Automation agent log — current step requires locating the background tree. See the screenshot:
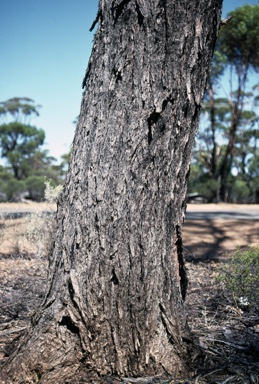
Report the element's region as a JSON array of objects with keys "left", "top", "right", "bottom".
[
  {"left": 0, "top": 0, "right": 222, "bottom": 382},
  {"left": 0, "top": 98, "right": 65, "bottom": 200},
  {"left": 0, "top": 97, "right": 41, "bottom": 123},
  {"left": 0, "top": 98, "right": 45, "bottom": 179},
  {"left": 0, "top": 122, "right": 45, "bottom": 179},
  {"left": 189, "top": 4, "right": 259, "bottom": 202}
]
